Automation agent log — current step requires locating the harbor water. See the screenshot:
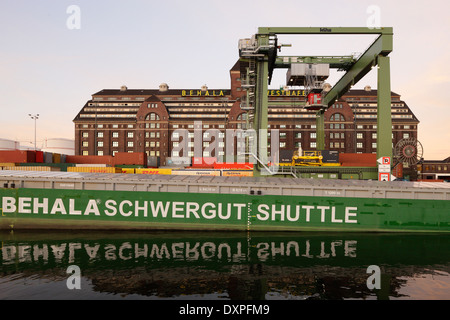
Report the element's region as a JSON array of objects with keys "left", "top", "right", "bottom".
[{"left": 1, "top": 231, "right": 449, "bottom": 300}]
